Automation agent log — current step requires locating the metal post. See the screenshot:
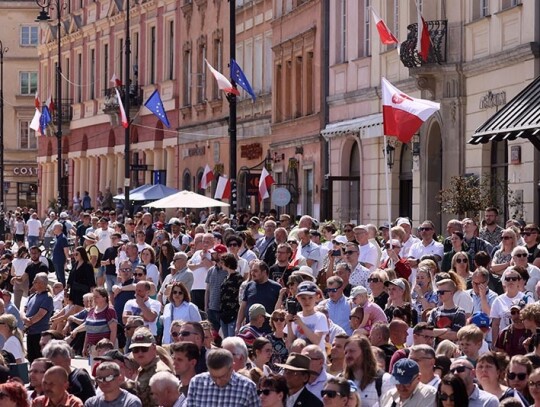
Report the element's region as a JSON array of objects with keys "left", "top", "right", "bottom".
[
  {"left": 56, "top": 3, "right": 62, "bottom": 211},
  {"left": 228, "top": 0, "right": 237, "bottom": 213},
  {"left": 124, "top": 3, "right": 131, "bottom": 216},
  {"left": 0, "top": 41, "right": 6, "bottom": 213}
]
